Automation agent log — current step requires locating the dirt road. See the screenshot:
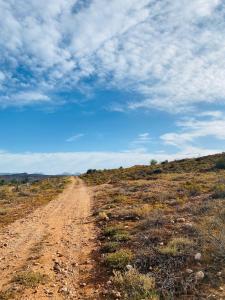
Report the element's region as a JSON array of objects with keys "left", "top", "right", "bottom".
[{"left": 0, "top": 177, "right": 98, "bottom": 299}]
